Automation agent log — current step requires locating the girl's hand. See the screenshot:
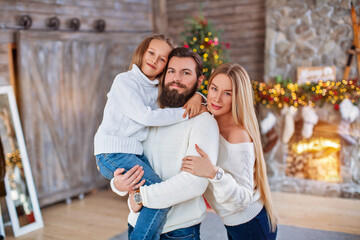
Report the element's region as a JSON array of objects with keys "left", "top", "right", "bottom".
[
  {"left": 181, "top": 144, "right": 217, "bottom": 179},
  {"left": 113, "top": 165, "right": 146, "bottom": 192},
  {"left": 129, "top": 191, "right": 142, "bottom": 213},
  {"left": 183, "top": 93, "right": 203, "bottom": 119}
]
